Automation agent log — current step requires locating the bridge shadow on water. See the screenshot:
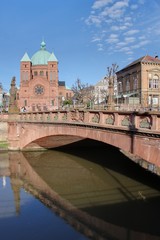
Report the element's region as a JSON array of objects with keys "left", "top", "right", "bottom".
[{"left": 51, "top": 139, "right": 160, "bottom": 238}]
